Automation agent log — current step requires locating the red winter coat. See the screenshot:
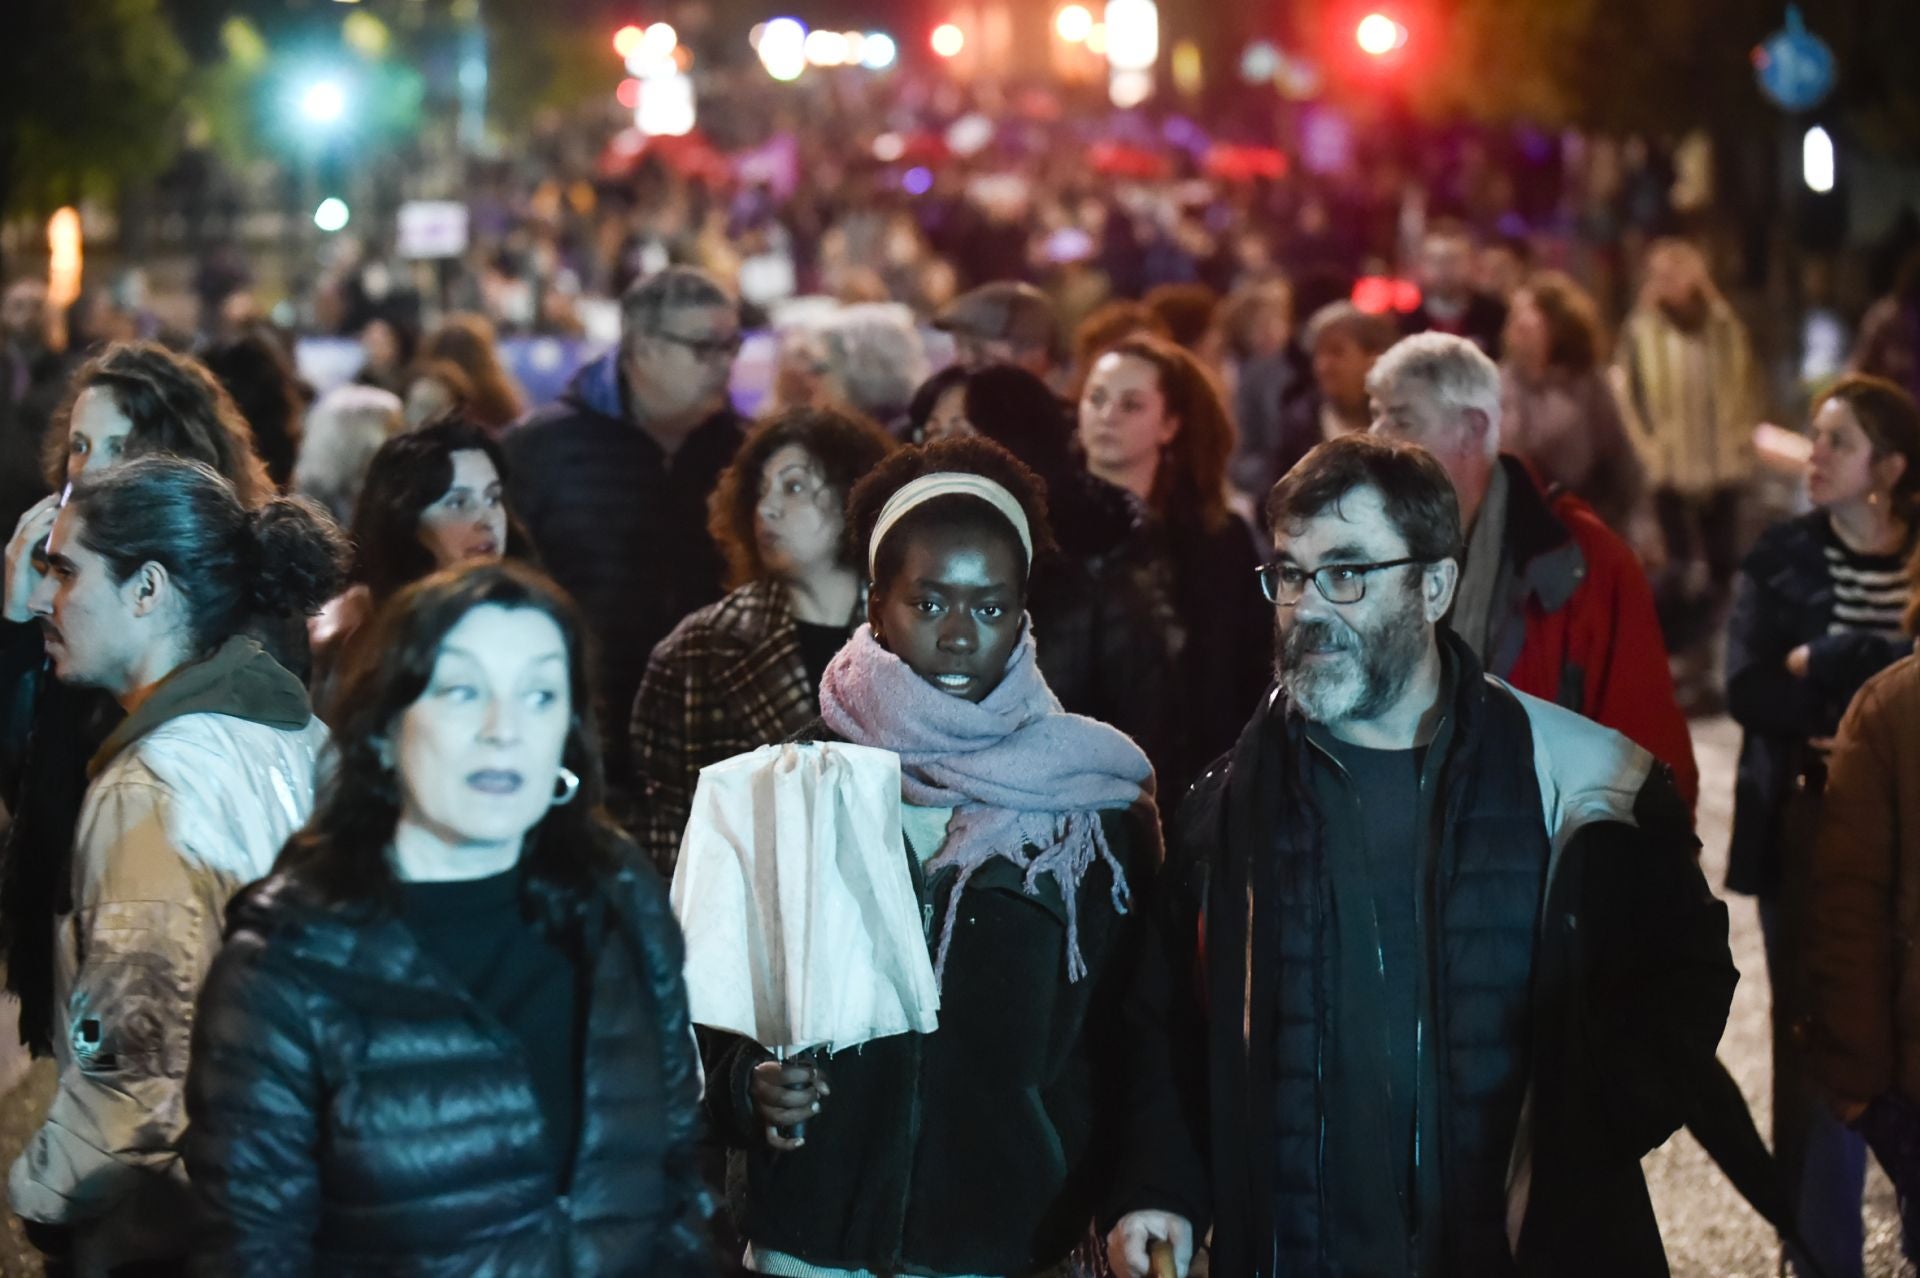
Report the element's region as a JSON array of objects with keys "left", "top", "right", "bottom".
[{"left": 1488, "top": 455, "right": 1699, "bottom": 813}]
